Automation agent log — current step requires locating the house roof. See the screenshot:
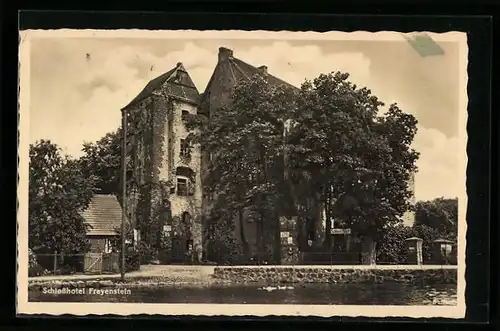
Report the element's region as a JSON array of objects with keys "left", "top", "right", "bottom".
[
  {"left": 81, "top": 194, "right": 124, "bottom": 236},
  {"left": 122, "top": 62, "right": 200, "bottom": 110},
  {"left": 405, "top": 236, "right": 423, "bottom": 241},
  {"left": 228, "top": 57, "right": 297, "bottom": 91},
  {"left": 199, "top": 47, "right": 298, "bottom": 115}
]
